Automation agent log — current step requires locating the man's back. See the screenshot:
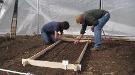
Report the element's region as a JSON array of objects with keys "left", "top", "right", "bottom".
[
  {"left": 83, "top": 9, "right": 108, "bottom": 19},
  {"left": 41, "top": 21, "right": 59, "bottom": 33},
  {"left": 82, "top": 9, "right": 108, "bottom": 25}
]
